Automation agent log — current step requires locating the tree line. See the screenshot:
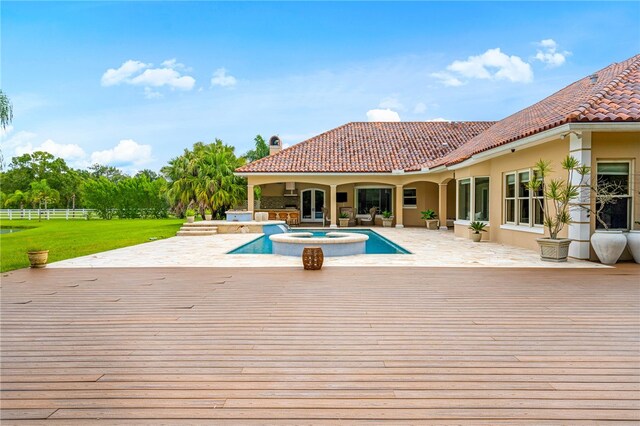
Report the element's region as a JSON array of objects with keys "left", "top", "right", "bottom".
[{"left": 0, "top": 135, "right": 270, "bottom": 220}]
